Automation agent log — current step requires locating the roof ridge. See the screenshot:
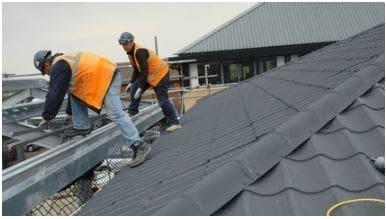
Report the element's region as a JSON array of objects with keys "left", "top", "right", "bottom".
[
  {"left": 175, "top": 3, "right": 263, "bottom": 54},
  {"left": 244, "top": 182, "right": 385, "bottom": 197},
  {"left": 153, "top": 54, "right": 385, "bottom": 215},
  {"left": 318, "top": 125, "right": 384, "bottom": 135},
  {"left": 285, "top": 151, "right": 368, "bottom": 162}
]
